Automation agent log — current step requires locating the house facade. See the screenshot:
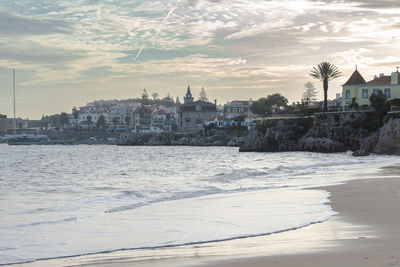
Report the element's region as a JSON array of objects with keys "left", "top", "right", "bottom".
[
  {"left": 223, "top": 100, "right": 253, "bottom": 119},
  {"left": 342, "top": 68, "right": 400, "bottom": 111},
  {"left": 179, "top": 86, "right": 217, "bottom": 133}
]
